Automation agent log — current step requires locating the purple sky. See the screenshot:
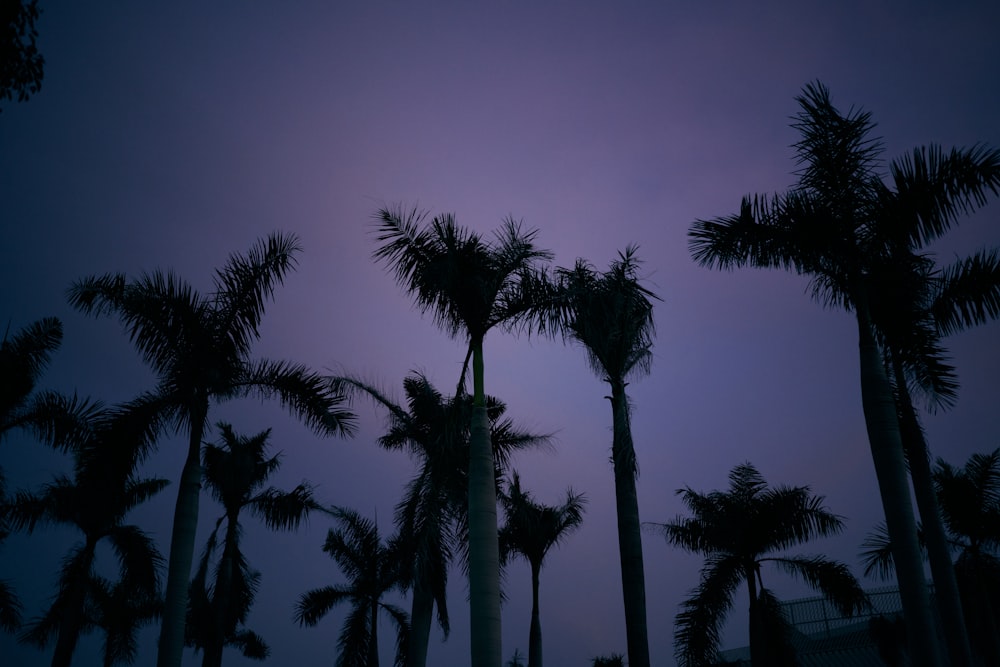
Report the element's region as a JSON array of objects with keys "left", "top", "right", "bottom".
[{"left": 2, "top": 2, "right": 999, "bottom": 665}]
